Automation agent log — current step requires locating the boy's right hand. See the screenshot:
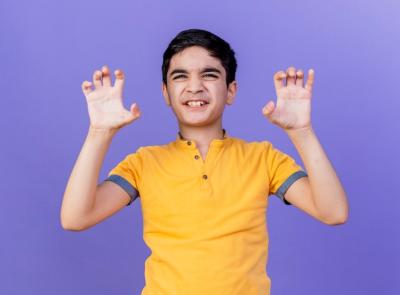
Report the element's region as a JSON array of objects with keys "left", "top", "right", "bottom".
[{"left": 81, "top": 66, "right": 141, "bottom": 131}]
